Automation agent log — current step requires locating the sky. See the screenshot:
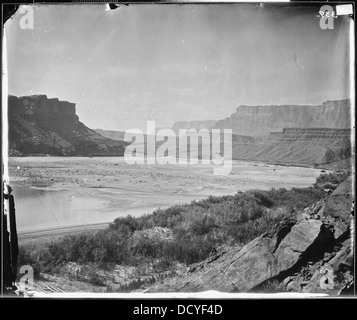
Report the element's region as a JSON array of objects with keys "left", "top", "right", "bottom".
[{"left": 5, "top": 3, "right": 352, "bottom": 132}]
